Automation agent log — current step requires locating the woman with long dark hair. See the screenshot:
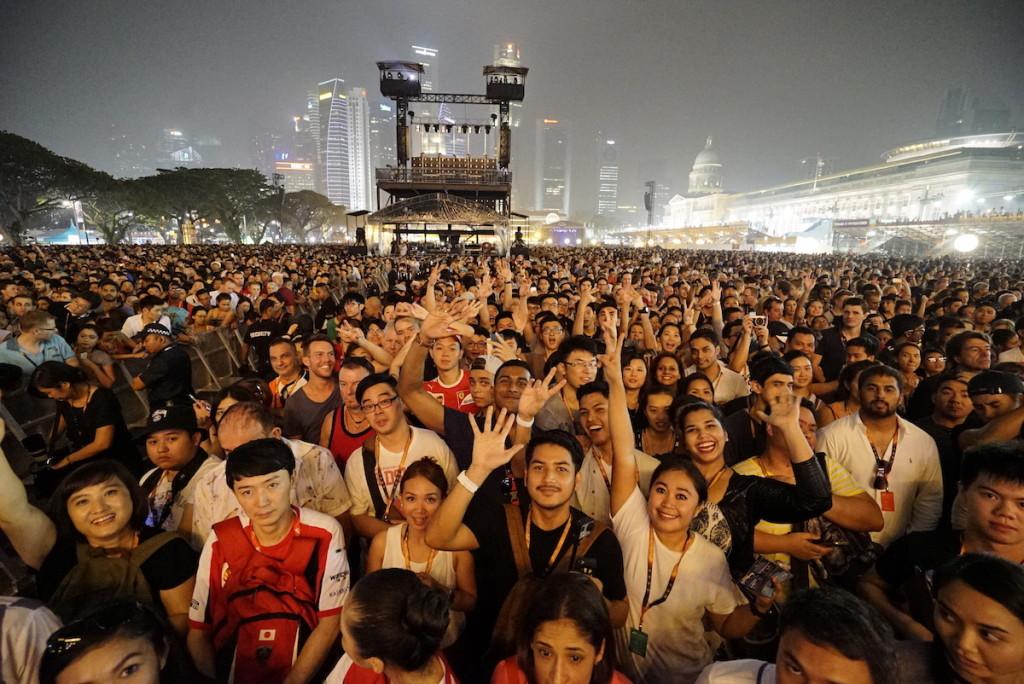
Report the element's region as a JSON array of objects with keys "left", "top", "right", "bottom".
[
  {"left": 32, "top": 361, "right": 140, "bottom": 477},
  {"left": 491, "top": 573, "right": 631, "bottom": 684},
  {"left": 634, "top": 385, "right": 677, "bottom": 457}
]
